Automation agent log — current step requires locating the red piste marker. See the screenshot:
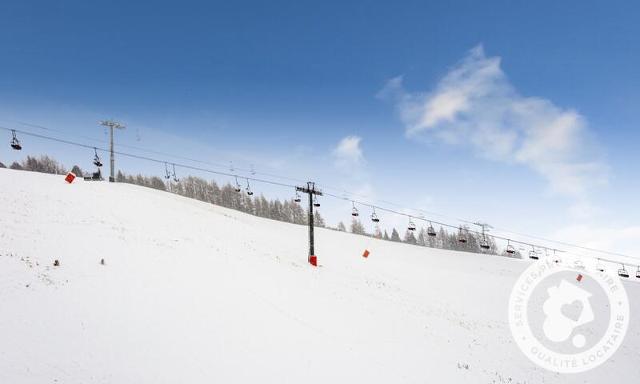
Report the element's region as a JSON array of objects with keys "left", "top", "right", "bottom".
[
  {"left": 64, "top": 172, "right": 76, "bottom": 184},
  {"left": 362, "top": 249, "right": 370, "bottom": 258},
  {"left": 576, "top": 274, "right": 583, "bottom": 282}
]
